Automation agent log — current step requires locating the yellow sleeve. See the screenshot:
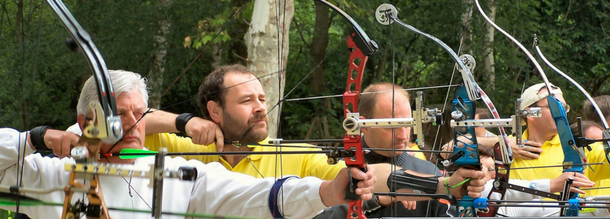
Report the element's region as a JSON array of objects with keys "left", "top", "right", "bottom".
[
  {"left": 303, "top": 152, "right": 346, "bottom": 180},
  {"left": 410, "top": 144, "right": 427, "bottom": 161},
  {"left": 585, "top": 142, "right": 610, "bottom": 182},
  {"left": 144, "top": 133, "right": 220, "bottom": 163}
]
